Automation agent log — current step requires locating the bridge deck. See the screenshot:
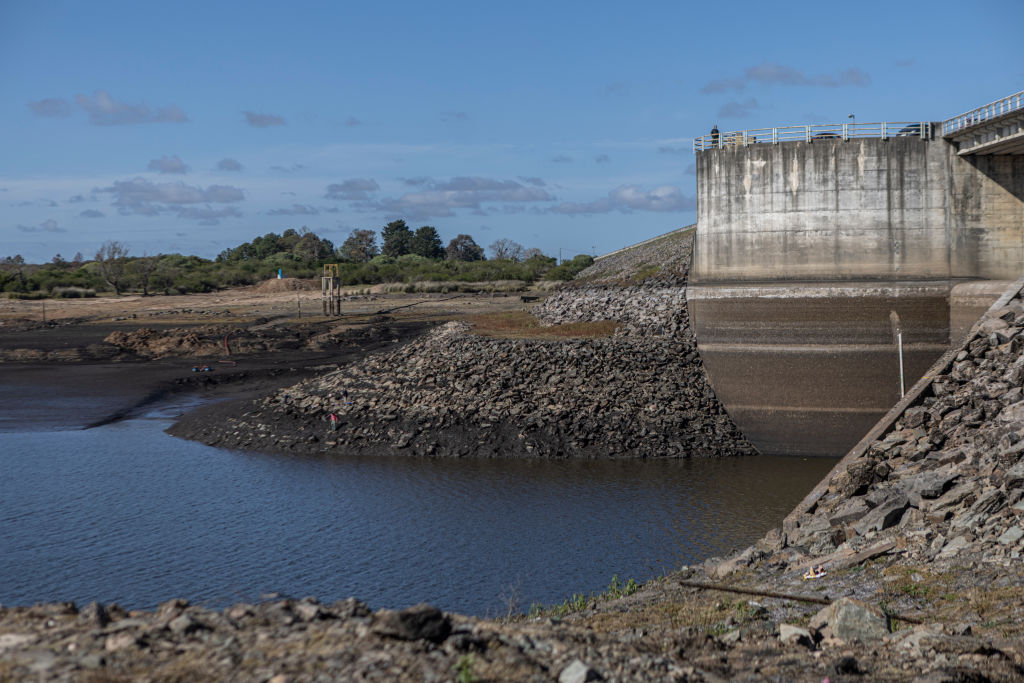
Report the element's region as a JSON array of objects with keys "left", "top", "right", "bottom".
[{"left": 941, "top": 89, "right": 1024, "bottom": 155}]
